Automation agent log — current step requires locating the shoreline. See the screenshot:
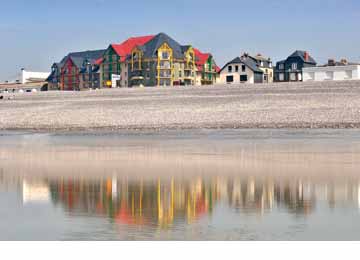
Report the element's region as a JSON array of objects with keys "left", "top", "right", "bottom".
[{"left": 1, "top": 81, "right": 360, "bottom": 131}]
